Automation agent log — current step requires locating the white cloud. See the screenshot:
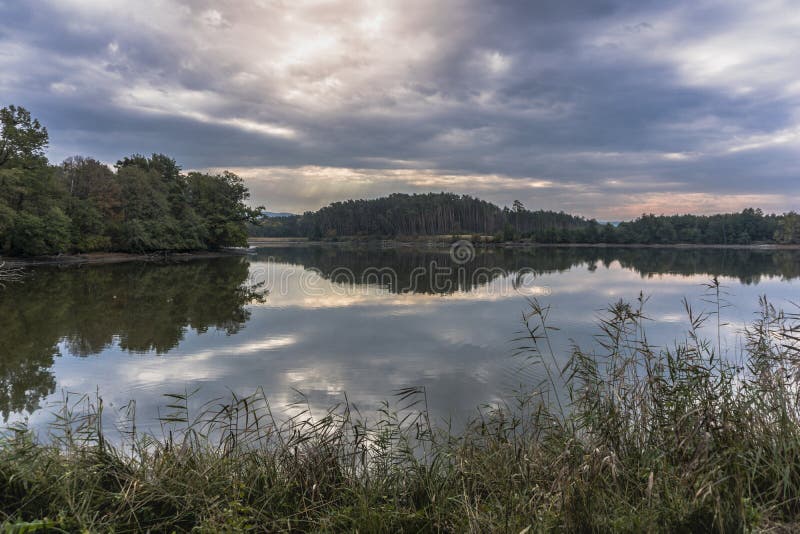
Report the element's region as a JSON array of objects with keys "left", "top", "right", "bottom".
[
  {"left": 484, "top": 50, "right": 511, "bottom": 75},
  {"left": 200, "top": 9, "right": 226, "bottom": 28},
  {"left": 3, "top": 0, "right": 800, "bottom": 217},
  {"left": 50, "top": 82, "right": 77, "bottom": 94},
  {"left": 115, "top": 85, "right": 299, "bottom": 139},
  {"left": 596, "top": 0, "right": 800, "bottom": 98},
  {"left": 724, "top": 126, "right": 800, "bottom": 153}
]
